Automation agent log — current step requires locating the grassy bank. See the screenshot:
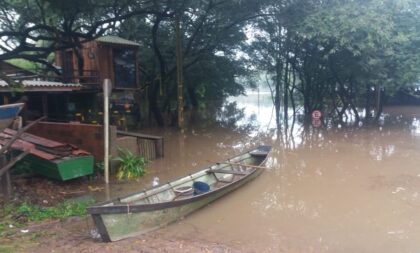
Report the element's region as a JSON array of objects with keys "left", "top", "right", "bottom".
[{"left": 0, "top": 200, "right": 92, "bottom": 237}]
